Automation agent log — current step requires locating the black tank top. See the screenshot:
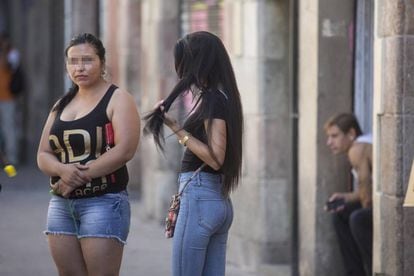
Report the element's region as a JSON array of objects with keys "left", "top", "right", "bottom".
[{"left": 49, "top": 84, "right": 129, "bottom": 198}]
